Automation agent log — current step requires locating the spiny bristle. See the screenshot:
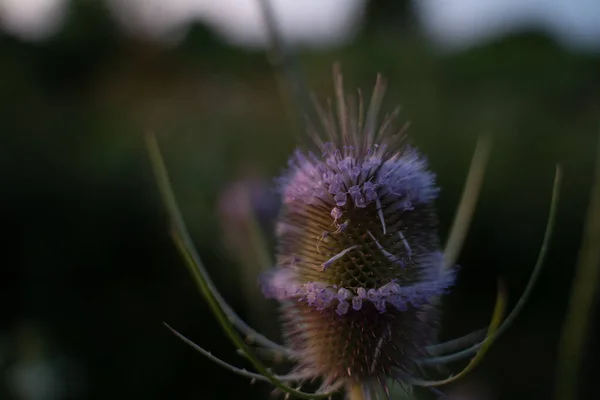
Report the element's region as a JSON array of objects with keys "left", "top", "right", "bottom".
[{"left": 308, "top": 65, "right": 411, "bottom": 157}]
